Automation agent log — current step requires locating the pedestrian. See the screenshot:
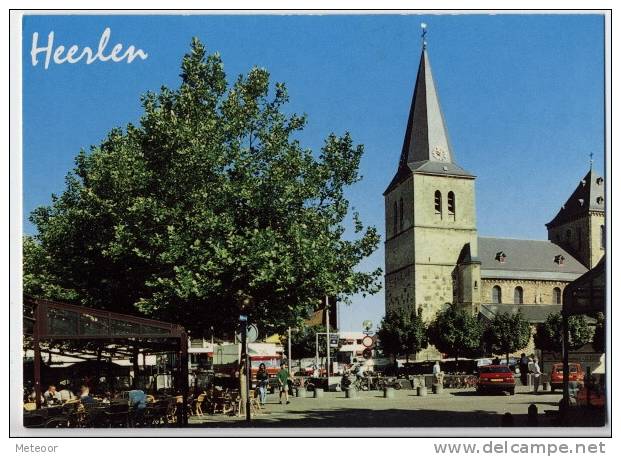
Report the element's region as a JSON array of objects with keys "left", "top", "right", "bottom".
[
  {"left": 531, "top": 358, "right": 542, "bottom": 393},
  {"left": 238, "top": 359, "right": 248, "bottom": 416},
  {"left": 519, "top": 353, "right": 529, "bottom": 386},
  {"left": 256, "top": 362, "right": 269, "bottom": 406},
  {"left": 277, "top": 361, "right": 292, "bottom": 405}
]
